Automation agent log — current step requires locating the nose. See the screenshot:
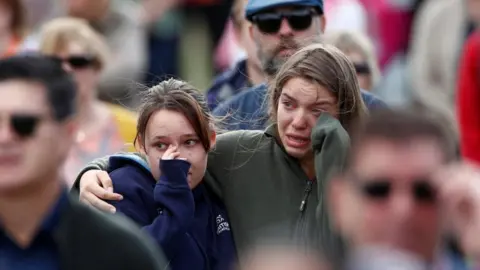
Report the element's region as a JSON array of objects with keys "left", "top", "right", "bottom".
[
  {"left": 175, "top": 145, "right": 190, "bottom": 161},
  {"left": 62, "top": 62, "right": 73, "bottom": 73},
  {"left": 390, "top": 191, "right": 415, "bottom": 223},
  {"left": 0, "top": 120, "right": 15, "bottom": 143},
  {"left": 291, "top": 109, "right": 308, "bottom": 130},
  {"left": 278, "top": 18, "right": 294, "bottom": 36}
]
